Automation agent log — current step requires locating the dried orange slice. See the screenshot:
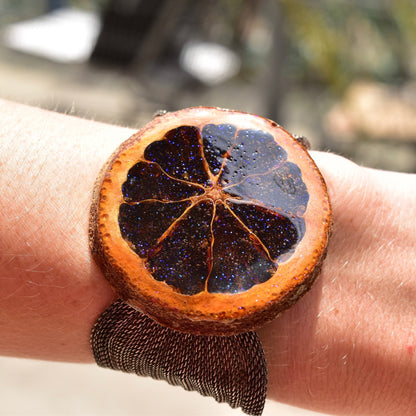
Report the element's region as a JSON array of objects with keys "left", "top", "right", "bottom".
[{"left": 90, "top": 107, "right": 331, "bottom": 335}]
